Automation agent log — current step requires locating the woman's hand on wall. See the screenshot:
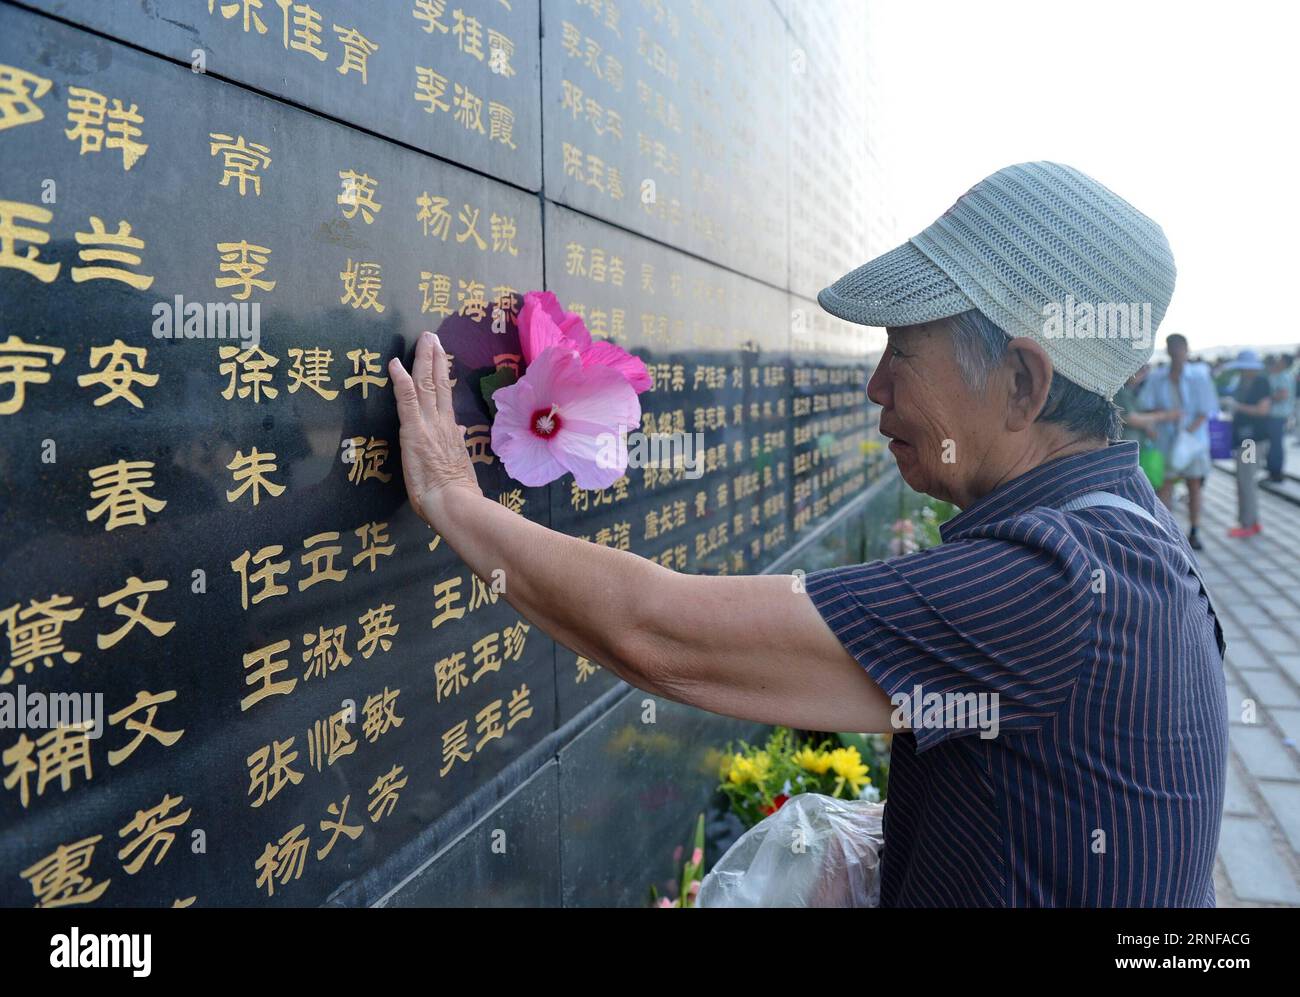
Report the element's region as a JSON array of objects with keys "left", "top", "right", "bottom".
[{"left": 388, "top": 331, "right": 485, "bottom": 527}]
